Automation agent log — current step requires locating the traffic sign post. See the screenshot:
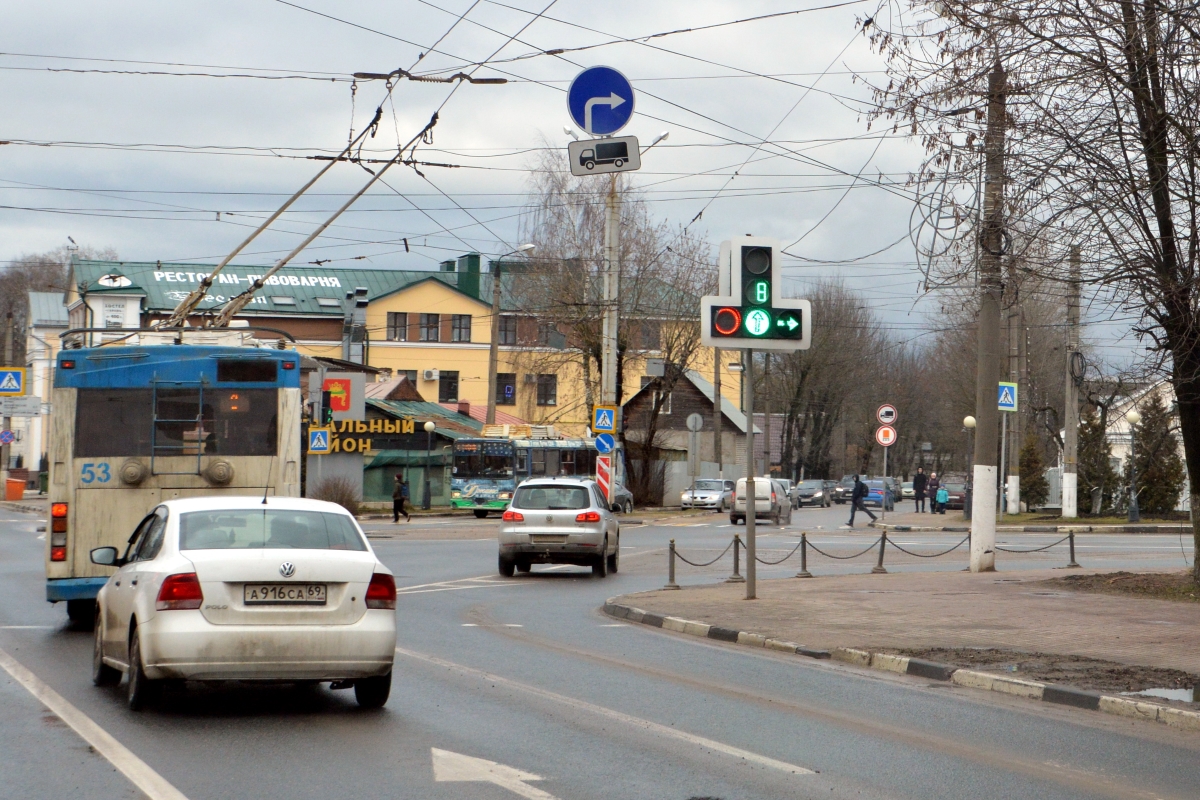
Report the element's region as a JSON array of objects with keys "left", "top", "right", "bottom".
[
  {"left": 593, "top": 433, "right": 615, "bottom": 454},
  {"left": 997, "top": 382, "right": 1018, "bottom": 520},
  {"left": 0, "top": 397, "right": 40, "bottom": 416},
  {"left": 307, "top": 427, "right": 332, "bottom": 455},
  {"left": 876, "top": 425, "right": 896, "bottom": 520},
  {"left": 0, "top": 368, "right": 25, "bottom": 396},
  {"left": 592, "top": 405, "right": 618, "bottom": 434},
  {"left": 997, "top": 382, "right": 1018, "bottom": 412},
  {"left": 596, "top": 455, "right": 613, "bottom": 502},
  {"left": 567, "top": 67, "right": 635, "bottom": 136},
  {"left": 877, "top": 404, "right": 898, "bottom": 425},
  {"left": 568, "top": 136, "right": 641, "bottom": 177},
  {"left": 700, "top": 238, "right": 811, "bottom": 351}
]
